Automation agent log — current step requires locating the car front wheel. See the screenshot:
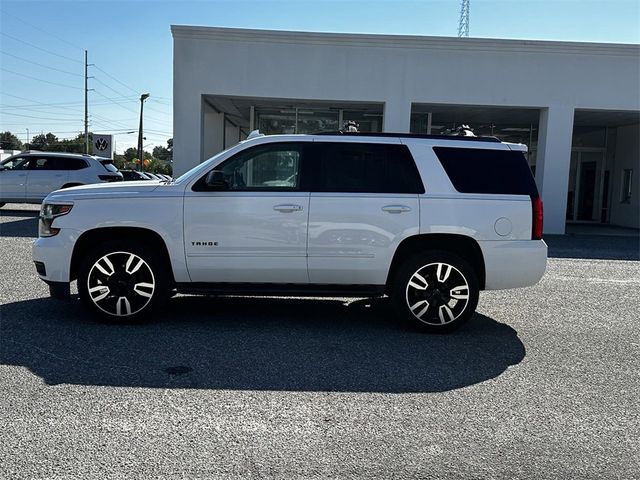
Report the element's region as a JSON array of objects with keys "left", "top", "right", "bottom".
[
  {"left": 78, "top": 241, "right": 169, "bottom": 322},
  {"left": 391, "top": 251, "right": 479, "bottom": 333}
]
